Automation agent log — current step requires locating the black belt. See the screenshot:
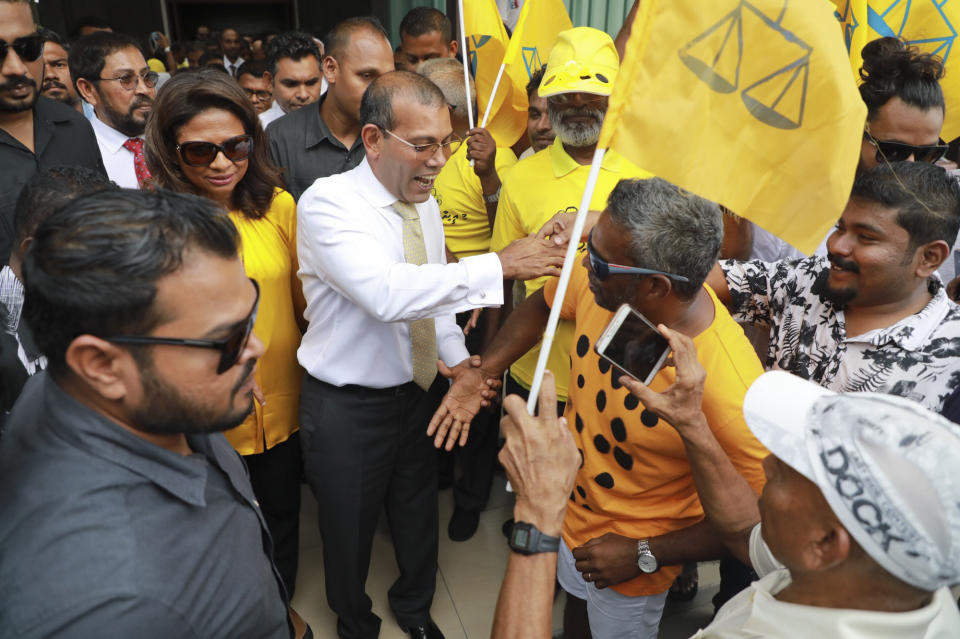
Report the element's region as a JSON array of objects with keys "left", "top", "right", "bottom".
[{"left": 310, "top": 376, "right": 420, "bottom": 398}]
